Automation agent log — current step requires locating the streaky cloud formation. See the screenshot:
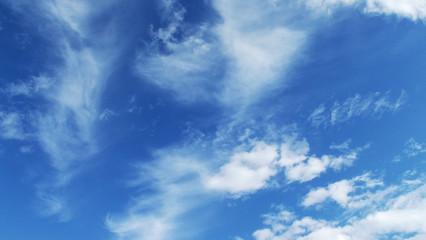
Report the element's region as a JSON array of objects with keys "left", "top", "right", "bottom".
[
  {"left": 309, "top": 91, "right": 406, "bottom": 127},
  {"left": 2, "top": 0, "right": 119, "bottom": 219},
  {"left": 107, "top": 147, "right": 210, "bottom": 240}
]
